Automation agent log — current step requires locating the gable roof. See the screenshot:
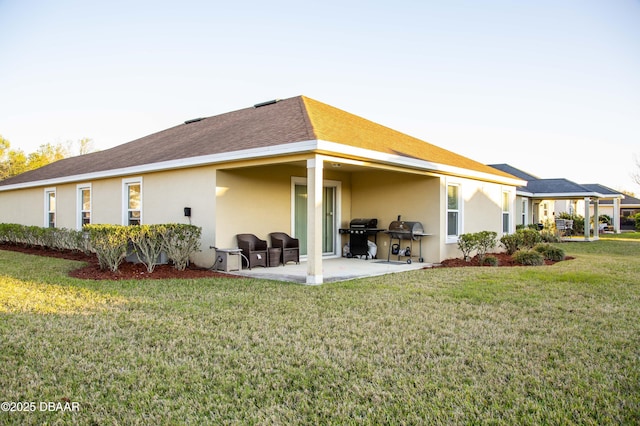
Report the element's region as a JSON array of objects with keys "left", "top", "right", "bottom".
[
  {"left": 1, "top": 96, "right": 520, "bottom": 190},
  {"left": 488, "top": 164, "right": 624, "bottom": 199}
]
